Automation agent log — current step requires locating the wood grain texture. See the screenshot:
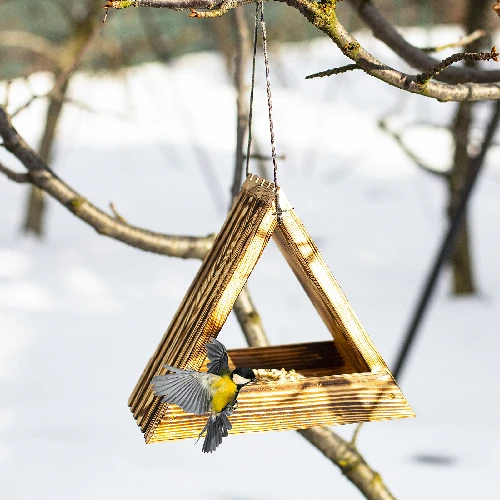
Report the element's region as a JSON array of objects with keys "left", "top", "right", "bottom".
[
  {"left": 148, "top": 370, "right": 413, "bottom": 443},
  {"left": 129, "top": 175, "right": 278, "bottom": 434},
  {"left": 129, "top": 173, "right": 414, "bottom": 444},
  {"left": 272, "top": 190, "right": 387, "bottom": 373},
  {"left": 224, "top": 341, "right": 354, "bottom": 376}
]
